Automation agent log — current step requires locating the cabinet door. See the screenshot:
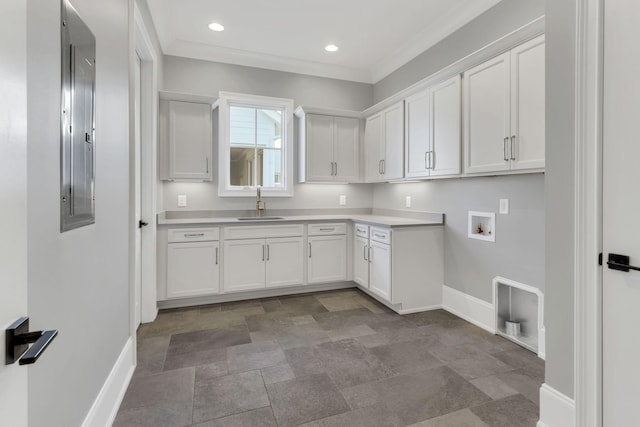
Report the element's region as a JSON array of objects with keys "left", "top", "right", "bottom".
[
  {"left": 265, "top": 237, "right": 304, "bottom": 288},
  {"left": 167, "top": 241, "right": 219, "bottom": 298},
  {"left": 430, "top": 75, "right": 461, "bottom": 176},
  {"left": 463, "top": 53, "right": 510, "bottom": 174},
  {"left": 308, "top": 235, "right": 347, "bottom": 284},
  {"left": 364, "top": 113, "right": 383, "bottom": 182},
  {"left": 369, "top": 241, "right": 392, "bottom": 302},
  {"left": 405, "top": 91, "right": 430, "bottom": 178},
  {"left": 383, "top": 102, "right": 404, "bottom": 180},
  {"left": 333, "top": 117, "right": 360, "bottom": 182},
  {"left": 305, "top": 114, "right": 335, "bottom": 181},
  {"left": 168, "top": 101, "right": 213, "bottom": 180},
  {"left": 353, "top": 236, "right": 369, "bottom": 288},
  {"left": 223, "top": 239, "right": 266, "bottom": 292},
  {"left": 510, "top": 35, "right": 545, "bottom": 170}
]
